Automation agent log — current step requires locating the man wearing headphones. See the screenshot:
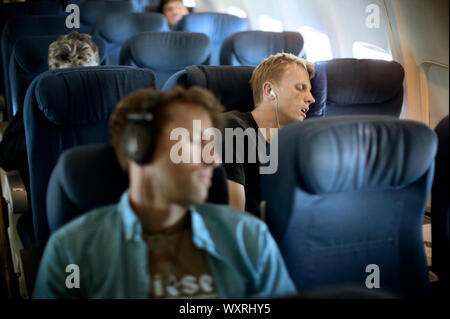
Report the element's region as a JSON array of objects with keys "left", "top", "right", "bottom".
[
  {"left": 224, "top": 53, "right": 316, "bottom": 217},
  {"left": 34, "top": 87, "right": 296, "bottom": 298}
]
